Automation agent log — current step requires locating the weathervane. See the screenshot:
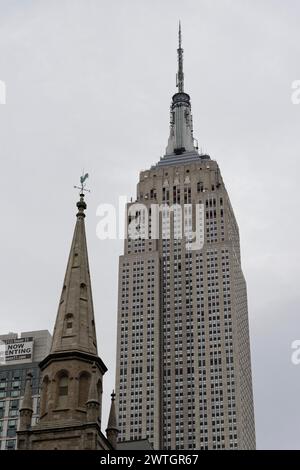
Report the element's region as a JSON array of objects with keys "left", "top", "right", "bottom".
[{"left": 74, "top": 171, "right": 90, "bottom": 194}]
